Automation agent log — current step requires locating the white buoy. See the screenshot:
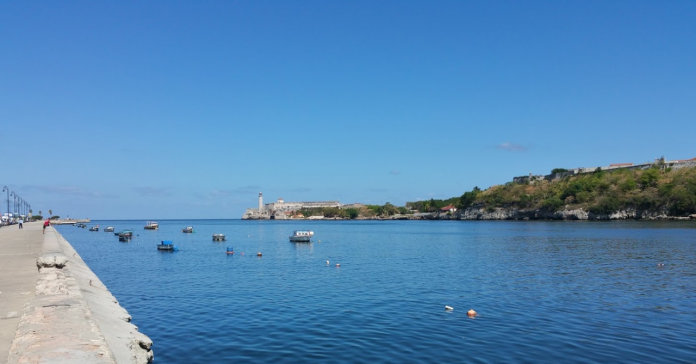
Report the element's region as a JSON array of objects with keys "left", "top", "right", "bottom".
[
  {"left": 336, "top": 264, "right": 340, "bottom": 267},
  {"left": 445, "top": 305, "right": 454, "bottom": 311},
  {"left": 326, "top": 260, "right": 330, "bottom": 265}
]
